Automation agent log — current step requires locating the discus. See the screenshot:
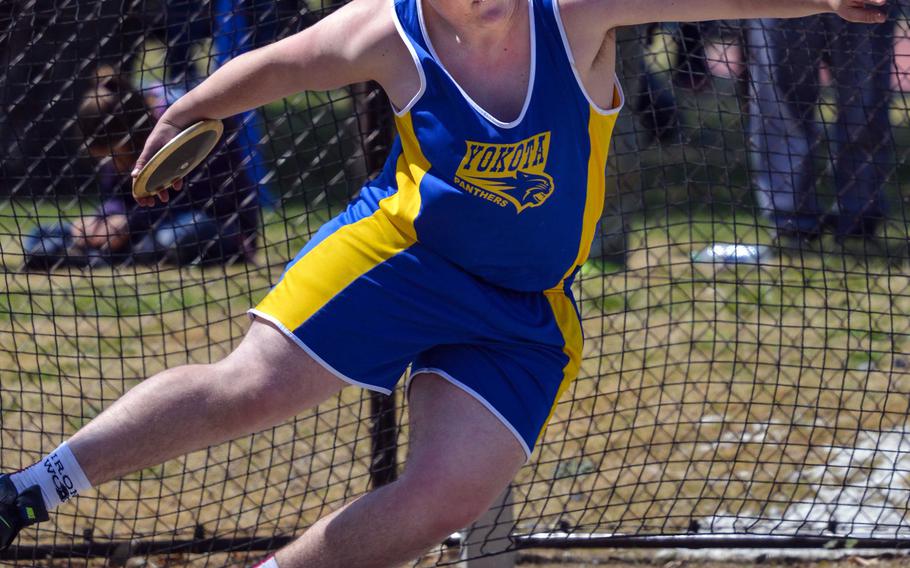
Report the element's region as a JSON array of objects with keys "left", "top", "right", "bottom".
[{"left": 132, "top": 119, "right": 224, "bottom": 199}]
